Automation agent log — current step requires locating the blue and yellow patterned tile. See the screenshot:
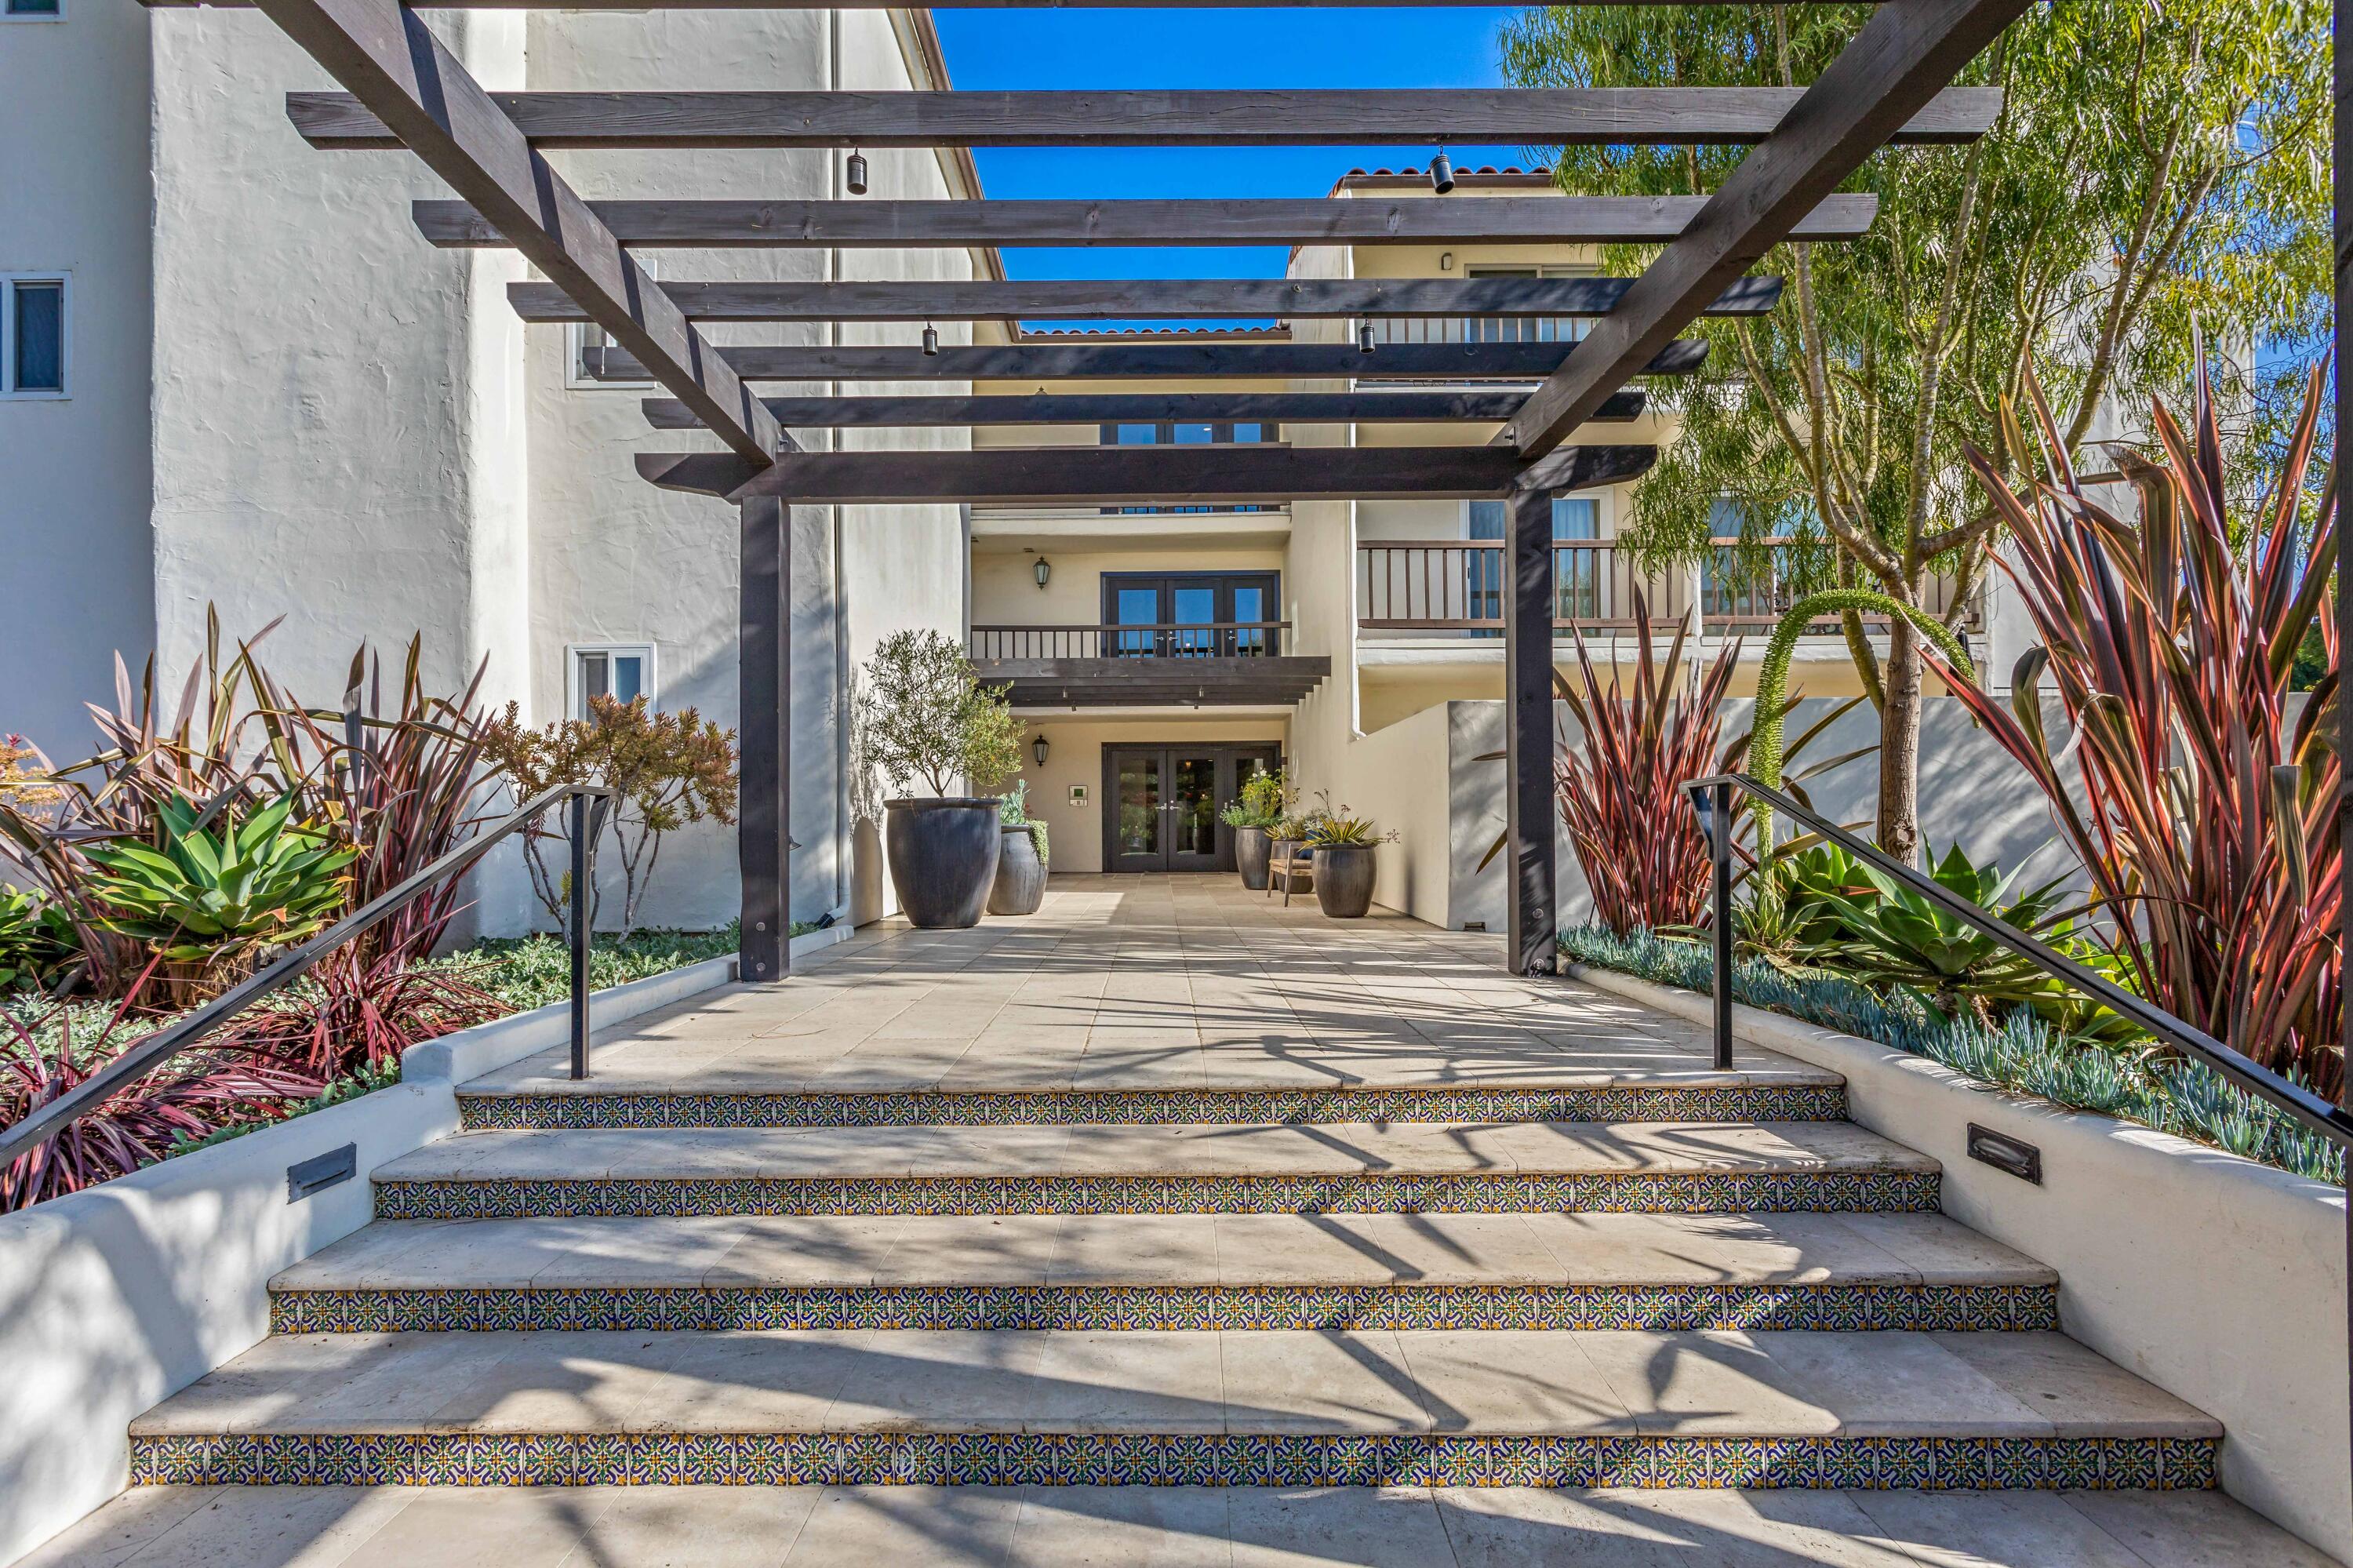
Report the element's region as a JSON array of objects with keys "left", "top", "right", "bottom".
[
  {"left": 2160, "top": 1438, "right": 2217, "bottom": 1490},
  {"left": 2100, "top": 1439, "right": 2162, "bottom": 1490},
  {"left": 2046, "top": 1438, "right": 2103, "bottom": 1489}
]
